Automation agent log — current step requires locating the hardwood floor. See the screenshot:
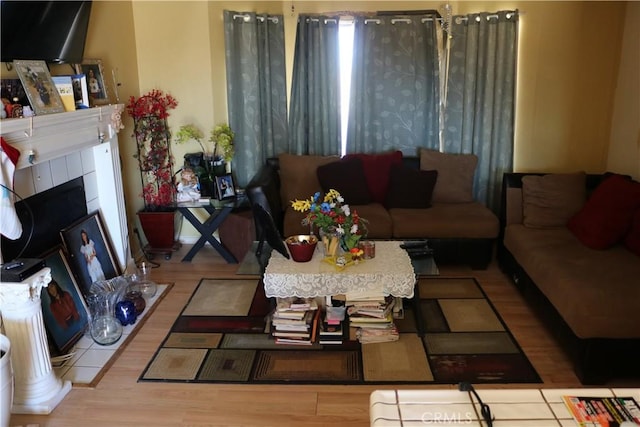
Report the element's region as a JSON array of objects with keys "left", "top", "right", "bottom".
[{"left": 9, "top": 244, "right": 637, "bottom": 427}]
